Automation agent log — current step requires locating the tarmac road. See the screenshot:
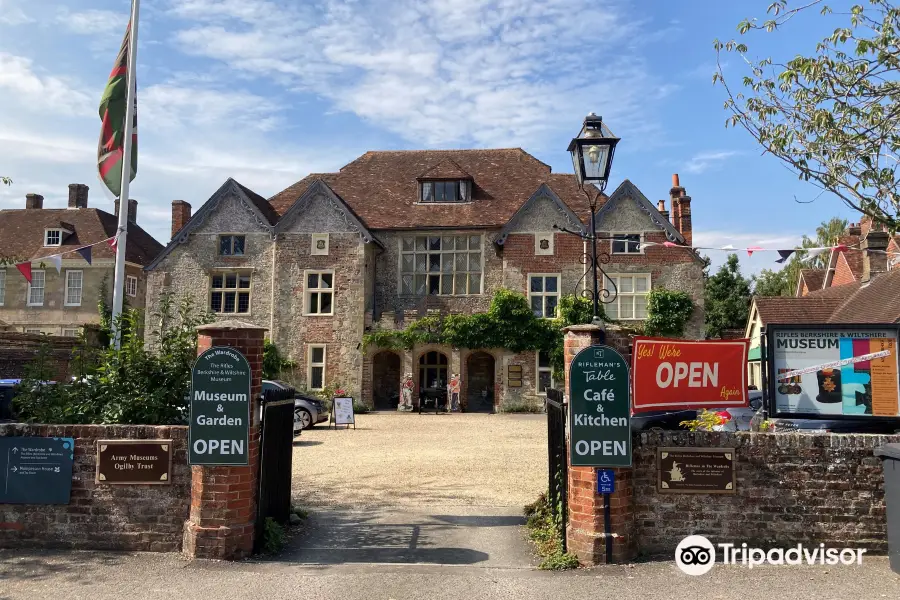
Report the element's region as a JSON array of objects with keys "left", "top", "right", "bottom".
[{"left": 1, "top": 549, "right": 899, "bottom": 600}]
